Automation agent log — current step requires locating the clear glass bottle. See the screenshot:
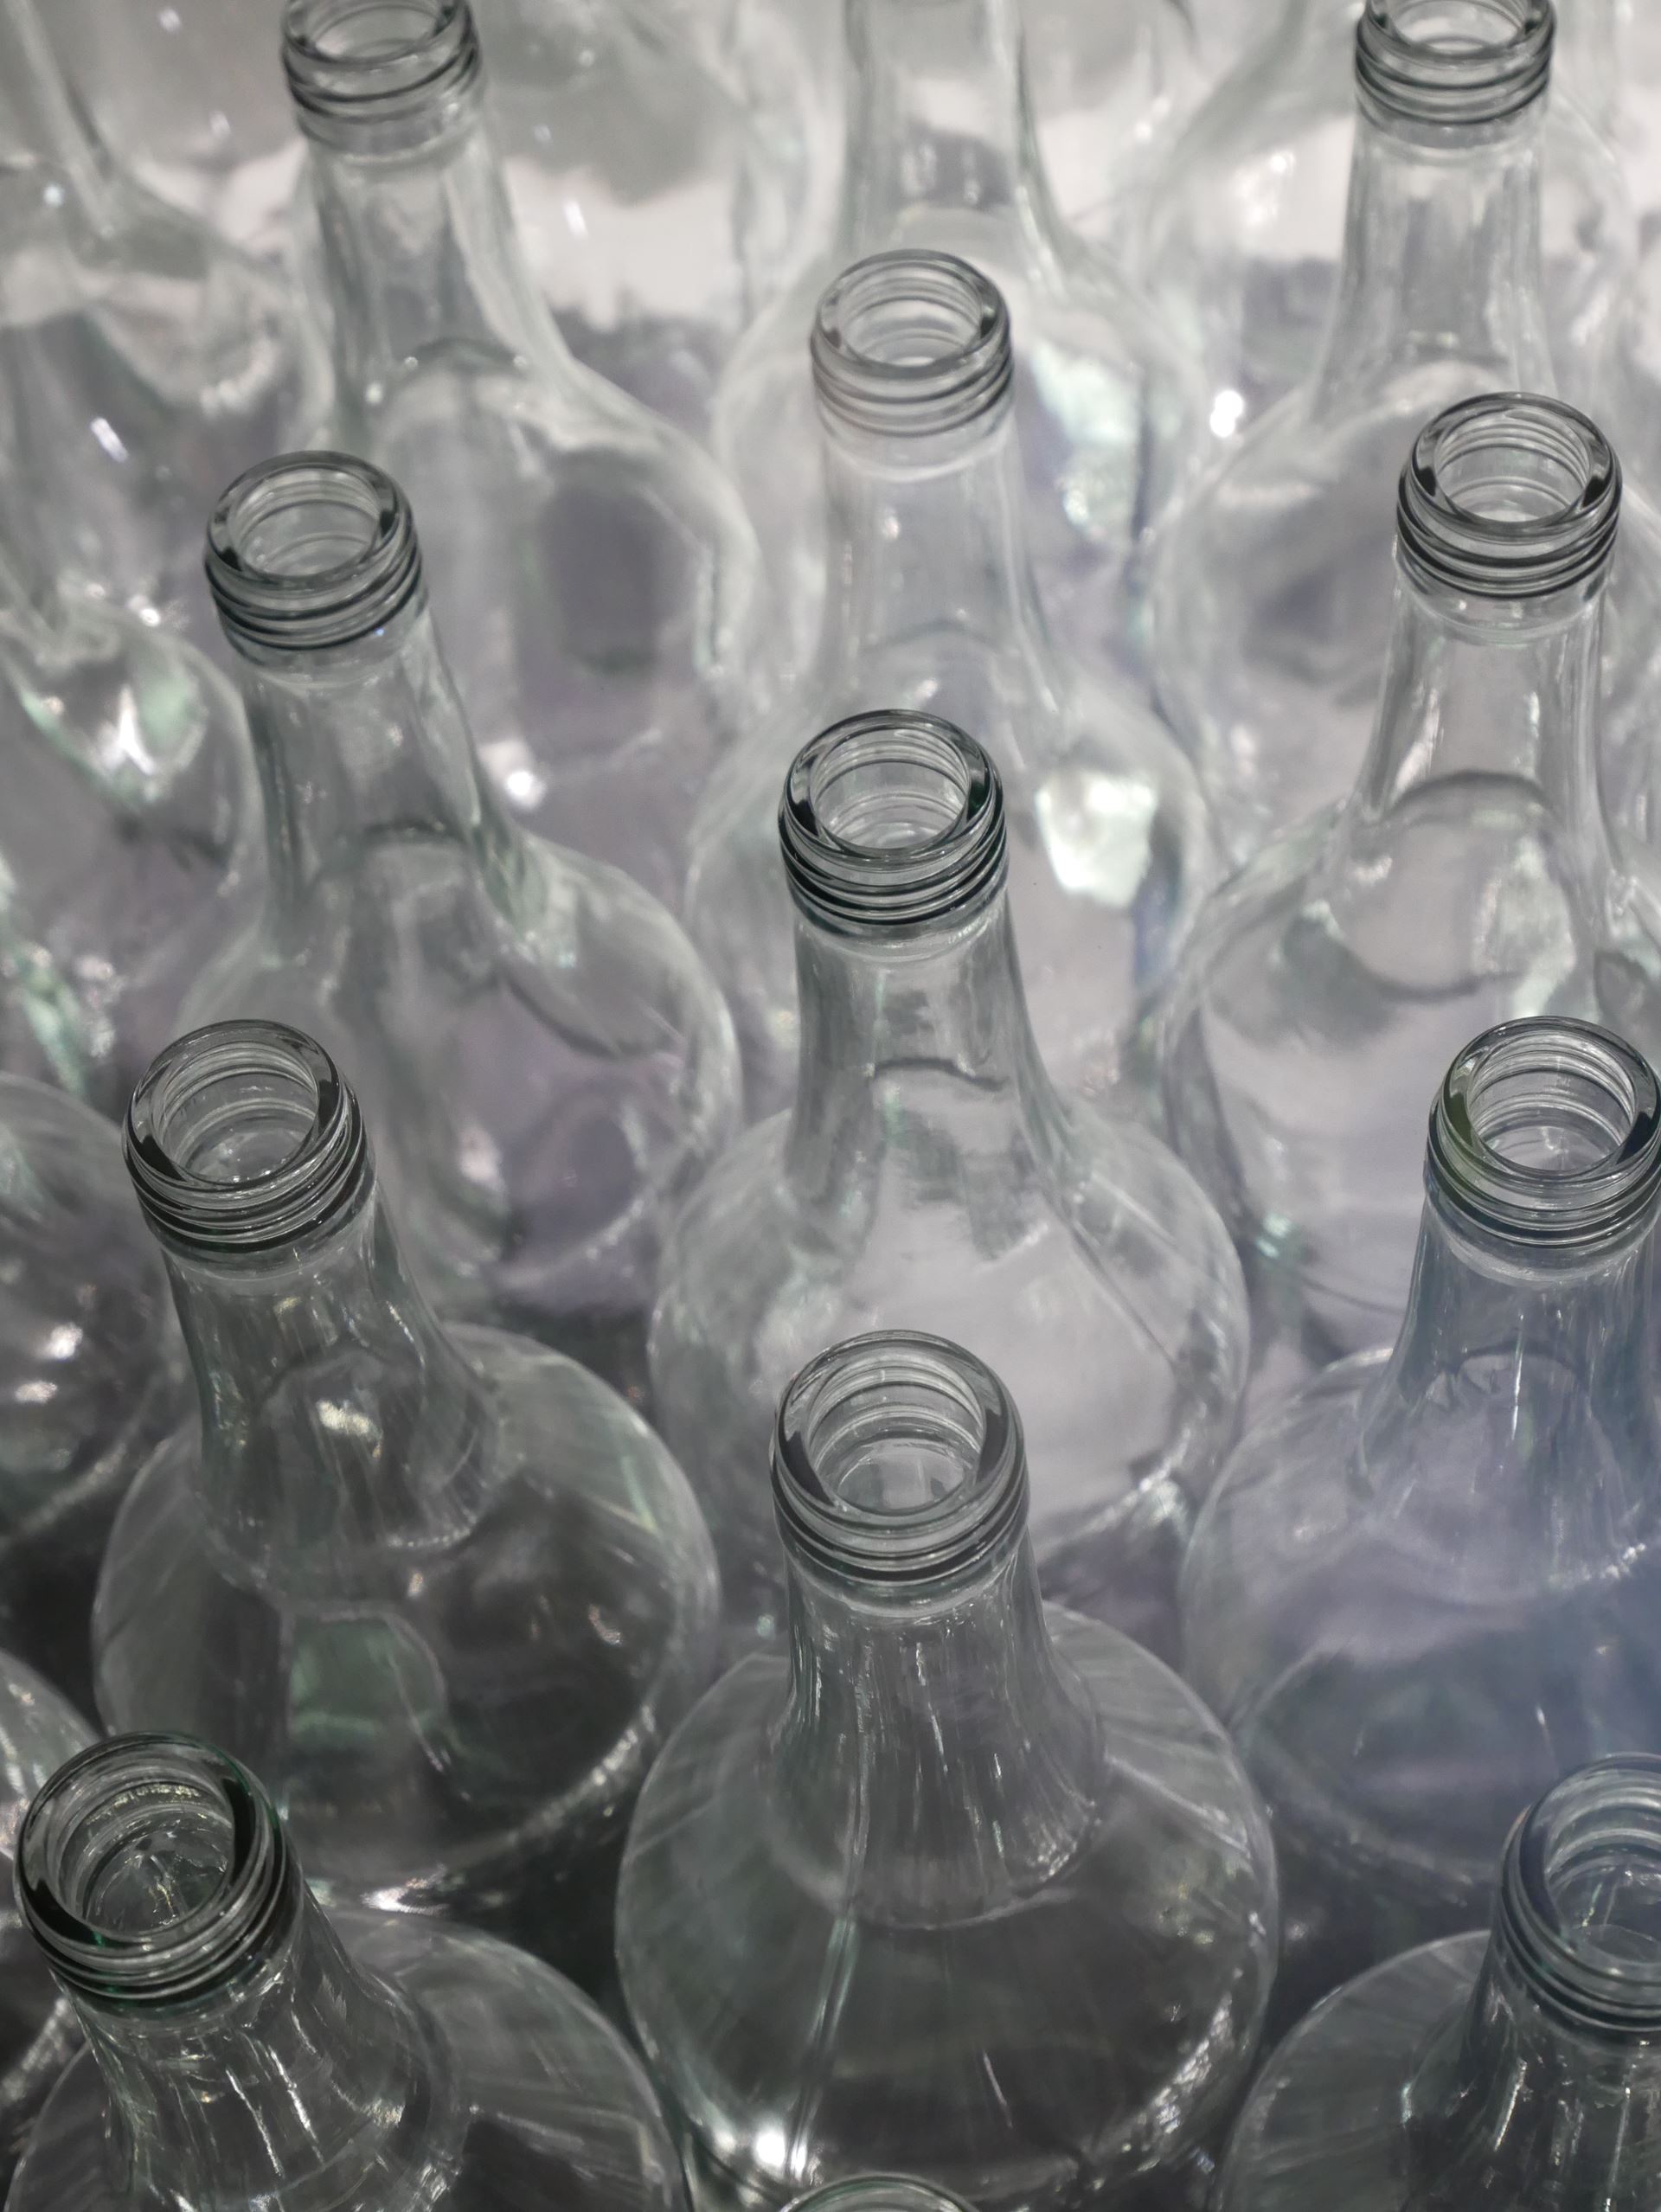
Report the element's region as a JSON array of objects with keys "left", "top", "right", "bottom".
[
  {"left": 1159, "top": 392, "right": 1661, "bottom": 1394},
  {"left": 93, "top": 1019, "right": 721, "bottom": 1992},
  {"left": 192, "top": 451, "right": 740, "bottom": 1400},
  {"left": 1215, "top": 1757, "right": 1661, "bottom": 2212},
  {"left": 0, "top": 1076, "right": 189, "bottom": 1714},
  {"left": 284, "top": 0, "right": 766, "bottom": 905},
  {"left": 619, "top": 1329, "right": 1278, "bottom": 2212},
  {"left": 0, "top": 0, "right": 328, "bottom": 651},
  {"left": 709, "top": 0, "right": 1197, "bottom": 685},
  {"left": 0, "top": 1650, "right": 90, "bottom": 2196},
  {"left": 1183, "top": 1015, "right": 1661, "bottom": 2029},
  {"left": 654, "top": 709, "right": 1249, "bottom": 1660},
  {"left": 686, "top": 249, "right": 1221, "bottom": 1124},
  {"left": 9, "top": 1732, "right": 689, "bottom": 2212},
  {"left": 1139, "top": 0, "right": 1629, "bottom": 480}
]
